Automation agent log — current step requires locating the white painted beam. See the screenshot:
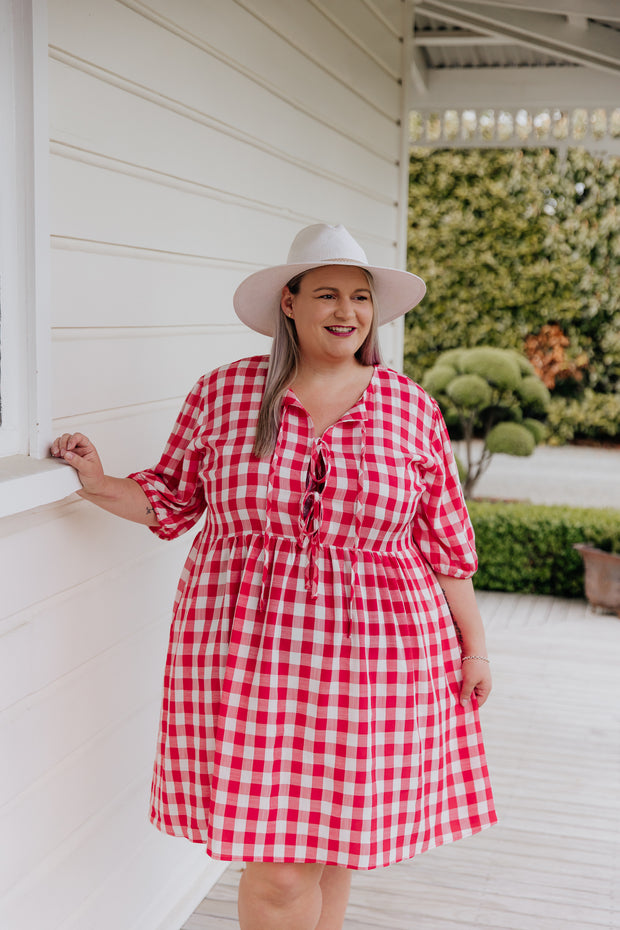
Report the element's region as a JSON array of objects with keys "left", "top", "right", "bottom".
[
  {"left": 410, "top": 64, "right": 620, "bottom": 108},
  {"left": 417, "top": 1, "right": 620, "bottom": 74},
  {"left": 429, "top": 0, "right": 620, "bottom": 21},
  {"left": 415, "top": 29, "right": 508, "bottom": 44}
]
